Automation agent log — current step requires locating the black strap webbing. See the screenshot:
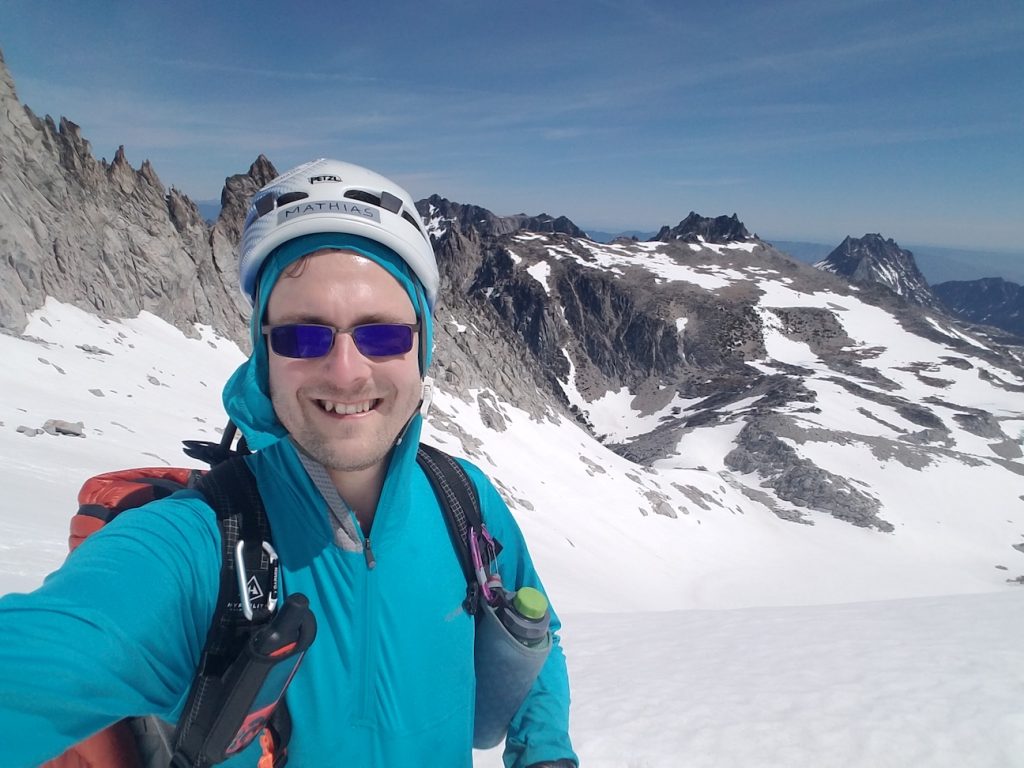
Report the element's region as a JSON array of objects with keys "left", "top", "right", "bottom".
[
  {"left": 199, "top": 457, "right": 275, "bottom": 655},
  {"left": 172, "top": 456, "right": 286, "bottom": 766},
  {"left": 416, "top": 444, "right": 492, "bottom": 614}
]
